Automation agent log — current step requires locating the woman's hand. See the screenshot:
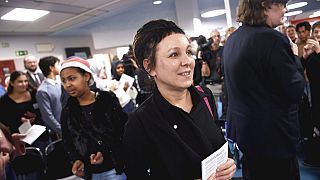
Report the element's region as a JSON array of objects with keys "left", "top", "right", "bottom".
[
  {"left": 90, "top": 151, "right": 104, "bottom": 165},
  {"left": 307, "top": 39, "right": 320, "bottom": 54},
  {"left": 21, "top": 111, "right": 36, "bottom": 123},
  {"left": 123, "top": 82, "right": 129, "bottom": 92},
  {"left": 289, "top": 38, "right": 298, "bottom": 56},
  {"left": 208, "top": 158, "right": 236, "bottom": 180},
  {"left": 303, "top": 39, "right": 320, "bottom": 59},
  {"left": 72, "top": 160, "right": 85, "bottom": 177},
  {"left": 11, "top": 133, "right": 26, "bottom": 157}
]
